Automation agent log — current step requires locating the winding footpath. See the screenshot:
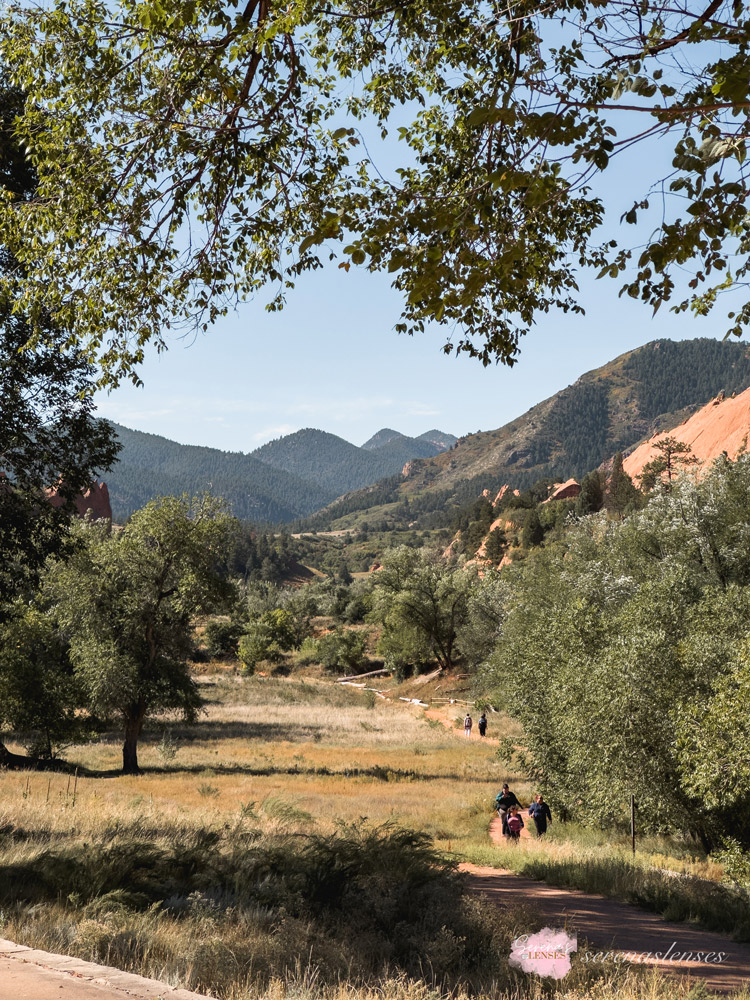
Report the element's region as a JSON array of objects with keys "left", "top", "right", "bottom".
[{"left": 460, "top": 818, "right": 750, "bottom": 993}]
